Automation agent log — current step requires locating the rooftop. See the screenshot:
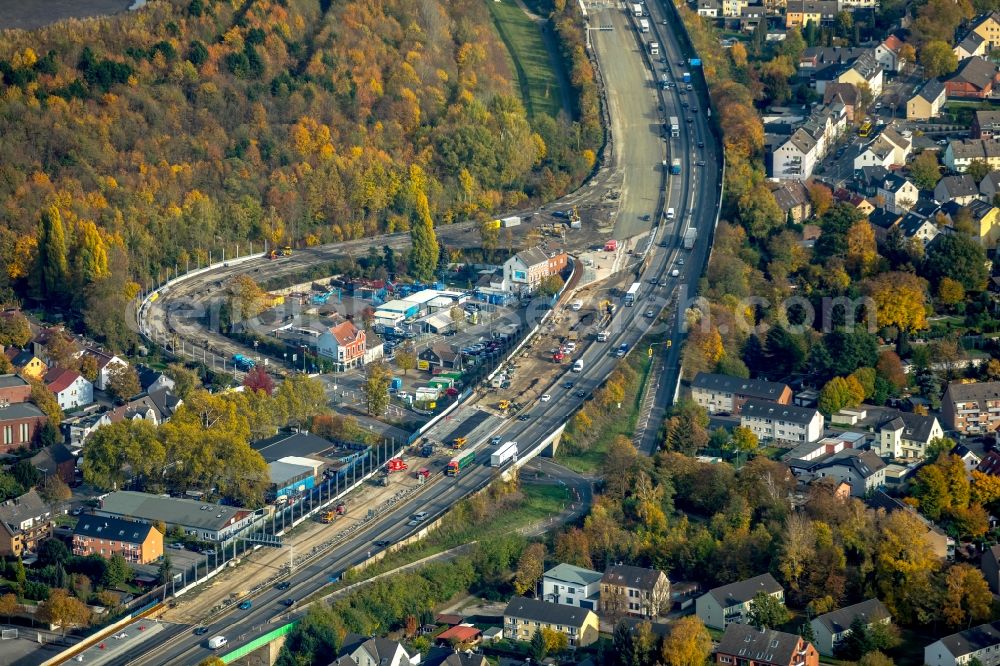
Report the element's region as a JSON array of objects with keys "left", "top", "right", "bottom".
[
  {"left": 716, "top": 624, "right": 805, "bottom": 662},
  {"left": 937, "top": 620, "right": 1000, "bottom": 657},
  {"left": 0, "top": 374, "right": 29, "bottom": 390},
  {"left": 706, "top": 573, "right": 783, "bottom": 607},
  {"left": 252, "top": 431, "right": 365, "bottom": 464},
  {"left": 503, "top": 597, "right": 594, "bottom": 628},
  {"left": 0, "top": 490, "right": 50, "bottom": 527},
  {"left": 74, "top": 515, "right": 154, "bottom": 545},
  {"left": 44, "top": 367, "right": 83, "bottom": 394},
  {"left": 98, "top": 491, "right": 248, "bottom": 532},
  {"left": 813, "top": 599, "right": 890, "bottom": 634},
  {"left": 691, "top": 373, "right": 790, "bottom": 402},
  {"left": 0, "top": 402, "right": 46, "bottom": 422},
  {"left": 544, "top": 563, "right": 603, "bottom": 587},
  {"left": 602, "top": 564, "right": 665, "bottom": 591},
  {"left": 741, "top": 399, "right": 819, "bottom": 426}
]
